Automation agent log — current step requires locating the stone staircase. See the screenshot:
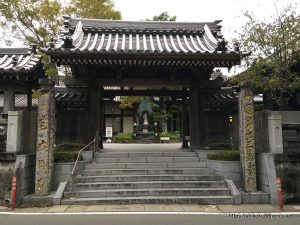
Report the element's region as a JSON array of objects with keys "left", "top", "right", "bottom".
[{"left": 62, "top": 149, "right": 234, "bottom": 204}]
